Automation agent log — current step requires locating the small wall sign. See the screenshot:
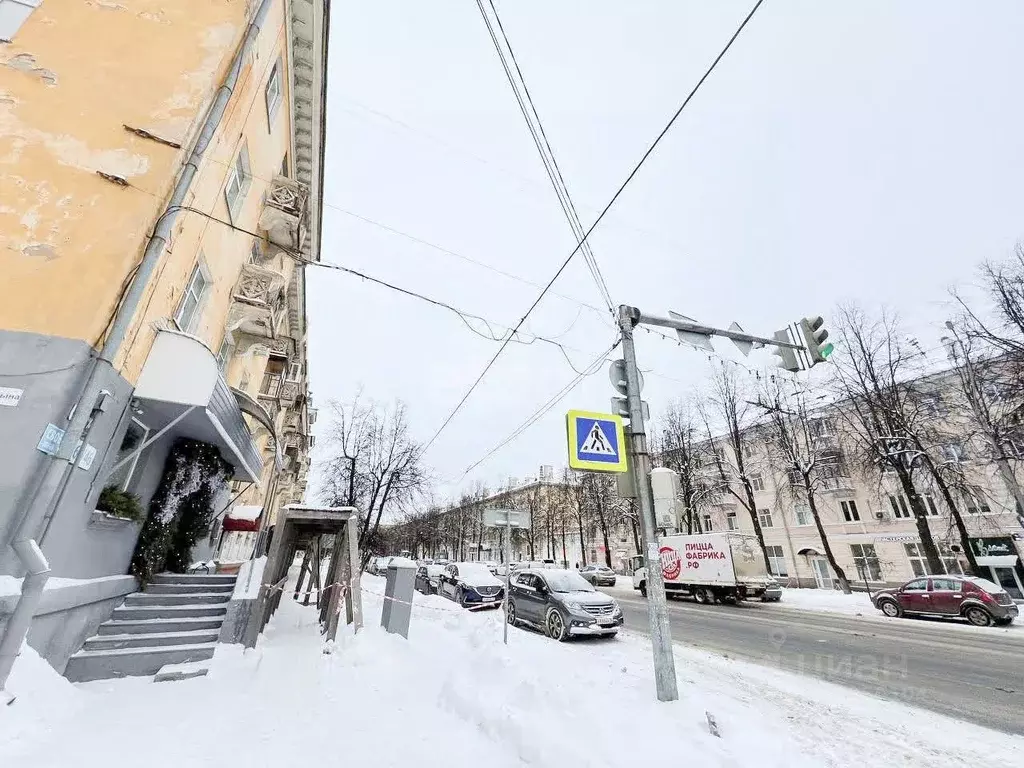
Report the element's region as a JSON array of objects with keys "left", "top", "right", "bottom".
[{"left": 0, "top": 387, "right": 24, "bottom": 407}]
